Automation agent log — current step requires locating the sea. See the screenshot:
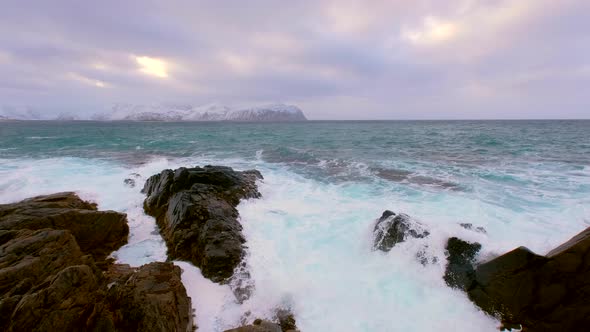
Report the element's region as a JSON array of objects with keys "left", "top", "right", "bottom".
[{"left": 1, "top": 120, "right": 589, "bottom": 331}]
